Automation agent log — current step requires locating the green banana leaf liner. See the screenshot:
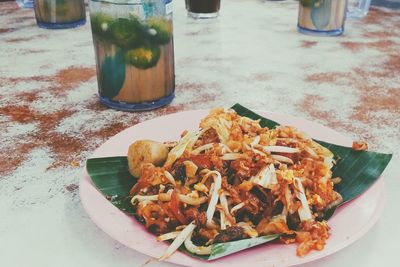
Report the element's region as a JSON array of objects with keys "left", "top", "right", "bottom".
[{"left": 86, "top": 104, "right": 392, "bottom": 260}]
